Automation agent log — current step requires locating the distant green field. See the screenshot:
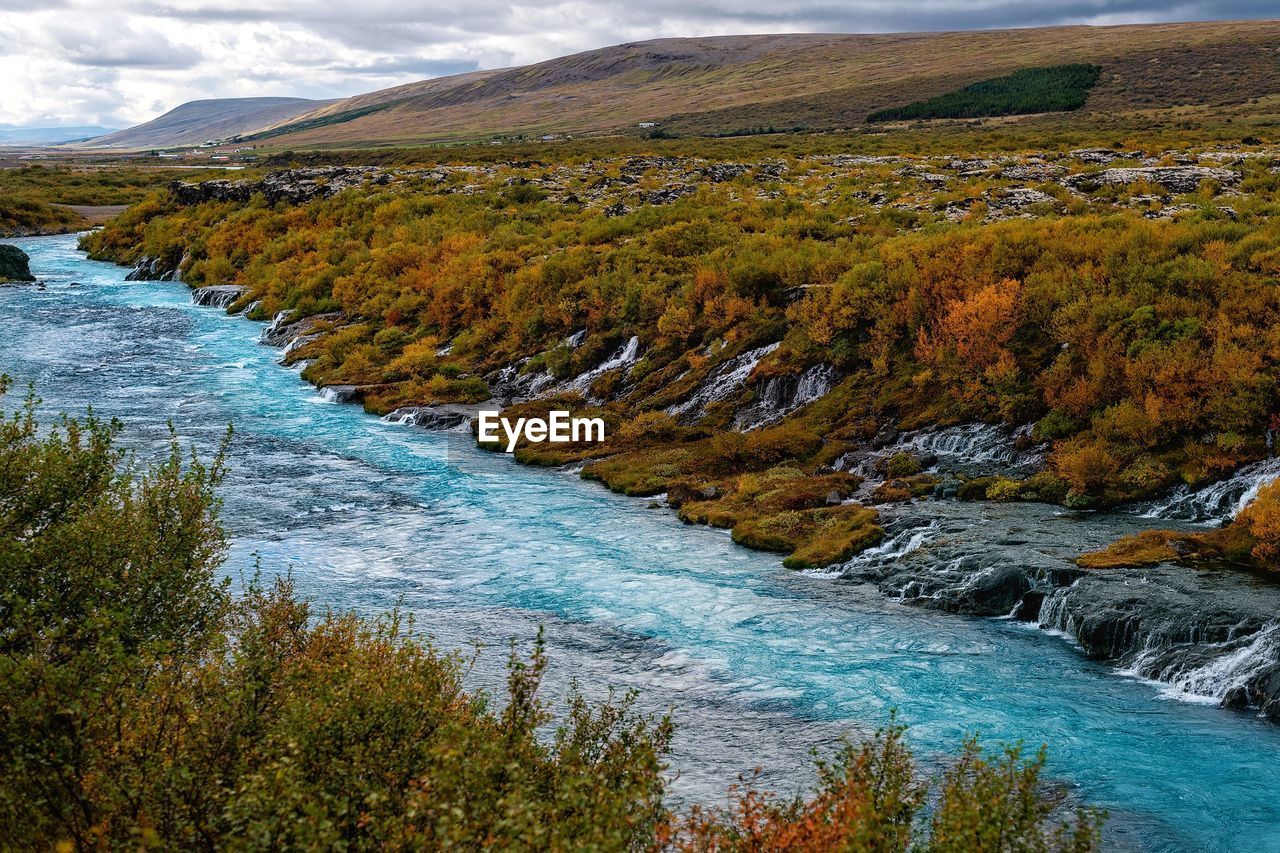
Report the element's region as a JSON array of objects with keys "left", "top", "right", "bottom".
[{"left": 867, "top": 64, "right": 1101, "bottom": 123}]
